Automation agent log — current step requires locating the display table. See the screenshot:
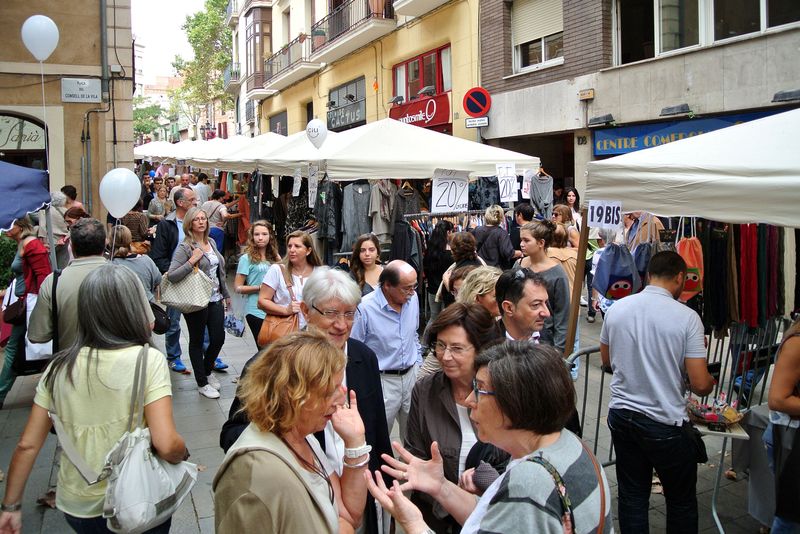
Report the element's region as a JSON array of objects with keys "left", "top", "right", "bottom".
[
  {"left": 731, "top": 404, "right": 775, "bottom": 527},
  {"left": 698, "top": 422, "right": 750, "bottom": 533}
]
